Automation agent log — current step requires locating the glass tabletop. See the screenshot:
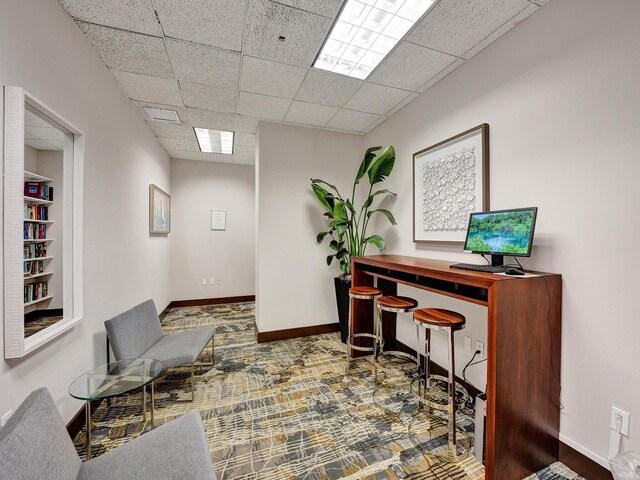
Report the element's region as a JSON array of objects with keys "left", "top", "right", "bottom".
[{"left": 69, "top": 358, "right": 163, "bottom": 401}]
